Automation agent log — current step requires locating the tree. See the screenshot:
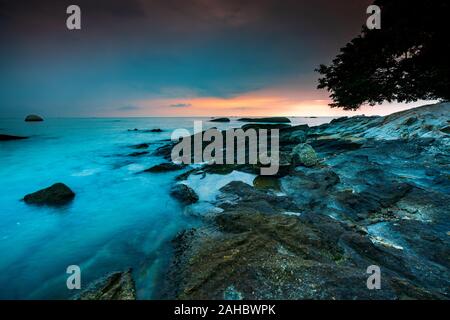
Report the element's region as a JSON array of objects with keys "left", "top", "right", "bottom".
[{"left": 316, "top": 0, "right": 450, "bottom": 110}]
